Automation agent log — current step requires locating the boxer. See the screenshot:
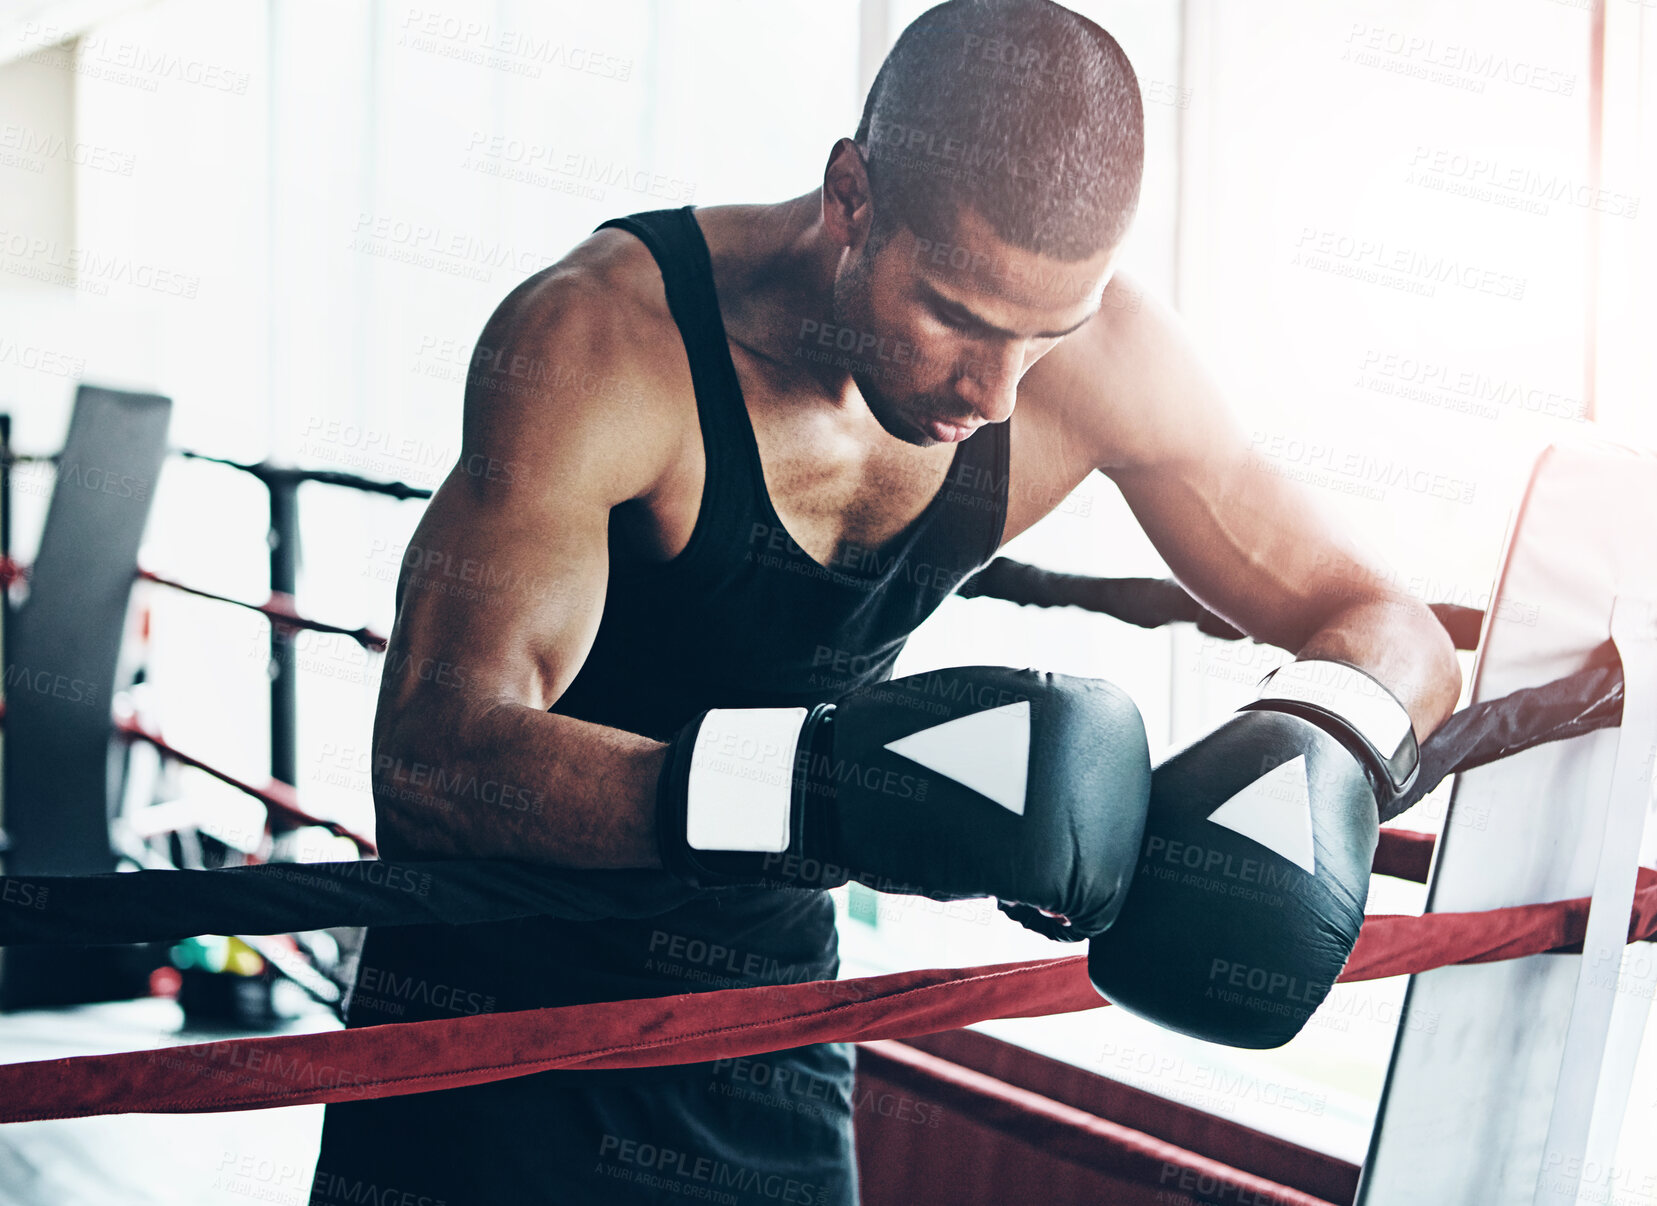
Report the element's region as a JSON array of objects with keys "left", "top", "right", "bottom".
[{"left": 311, "top": 2, "right": 1460, "bottom": 1203}]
